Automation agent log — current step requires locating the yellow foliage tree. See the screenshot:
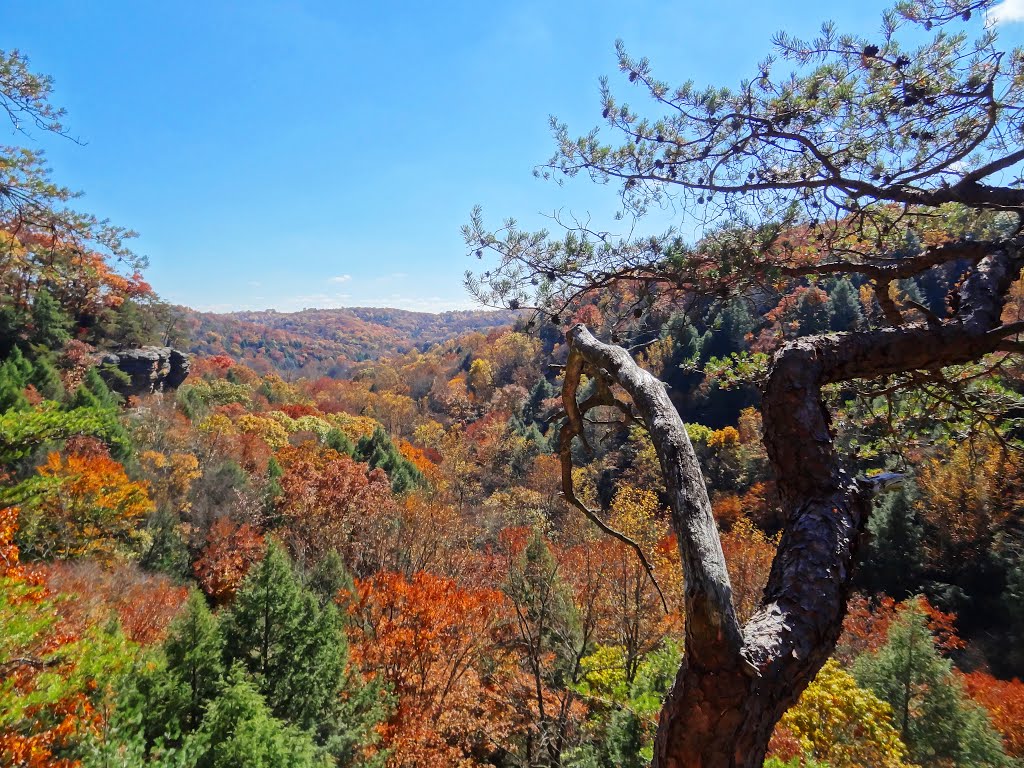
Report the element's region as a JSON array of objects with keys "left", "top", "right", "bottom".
[{"left": 770, "top": 658, "right": 914, "bottom": 768}]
